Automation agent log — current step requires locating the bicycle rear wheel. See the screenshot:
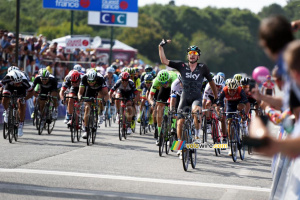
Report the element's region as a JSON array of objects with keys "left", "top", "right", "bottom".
[
  {"left": 8, "top": 108, "right": 14, "bottom": 143},
  {"left": 182, "top": 127, "right": 190, "bottom": 171},
  {"left": 38, "top": 107, "right": 47, "bottom": 135},
  {"left": 87, "top": 110, "right": 94, "bottom": 146},
  {"left": 212, "top": 120, "right": 221, "bottom": 156},
  {"left": 92, "top": 114, "right": 97, "bottom": 144},
  {"left": 140, "top": 110, "right": 144, "bottom": 135},
  {"left": 118, "top": 113, "right": 122, "bottom": 141},
  {"left": 230, "top": 124, "right": 238, "bottom": 162},
  {"left": 122, "top": 109, "right": 127, "bottom": 140}
]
